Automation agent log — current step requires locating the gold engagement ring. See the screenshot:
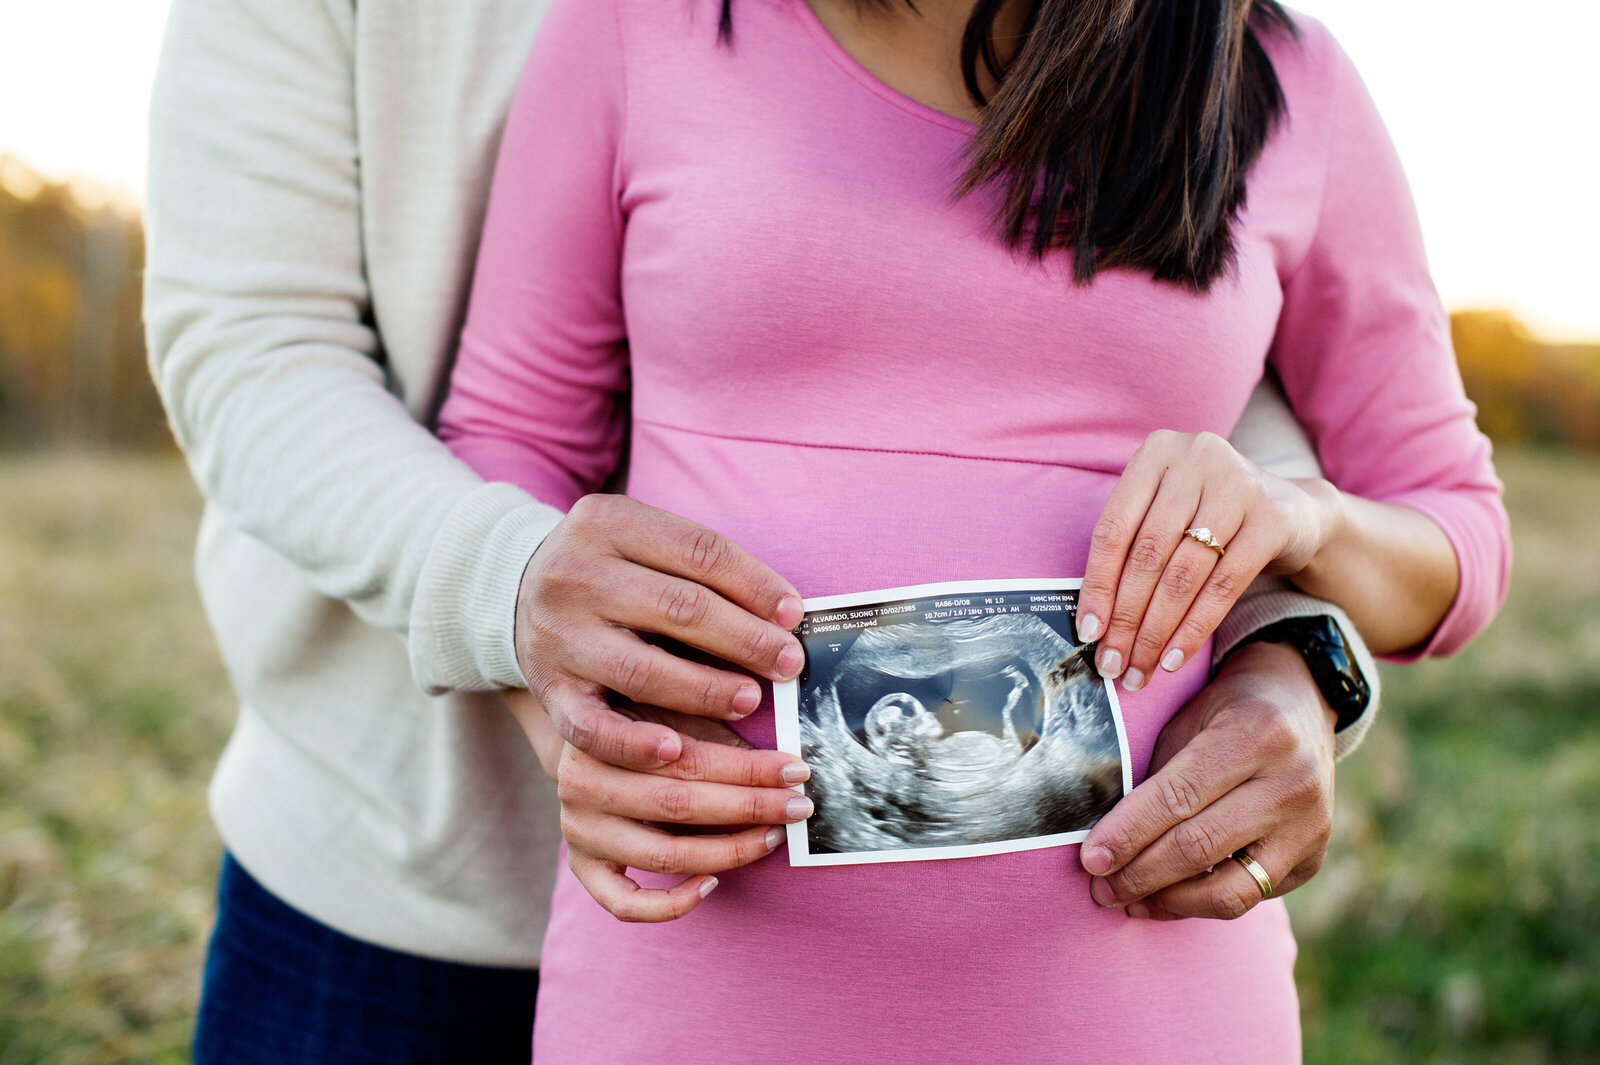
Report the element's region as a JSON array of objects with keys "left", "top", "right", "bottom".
[{"left": 1183, "top": 526, "right": 1226, "bottom": 557}]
